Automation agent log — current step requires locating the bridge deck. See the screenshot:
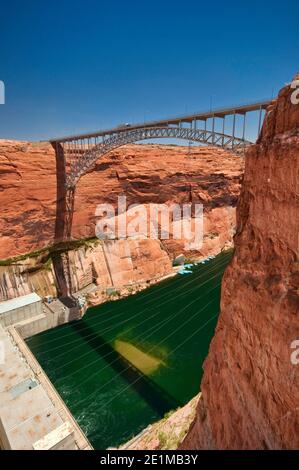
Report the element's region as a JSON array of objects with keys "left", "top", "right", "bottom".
[{"left": 49, "top": 99, "right": 272, "bottom": 144}]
